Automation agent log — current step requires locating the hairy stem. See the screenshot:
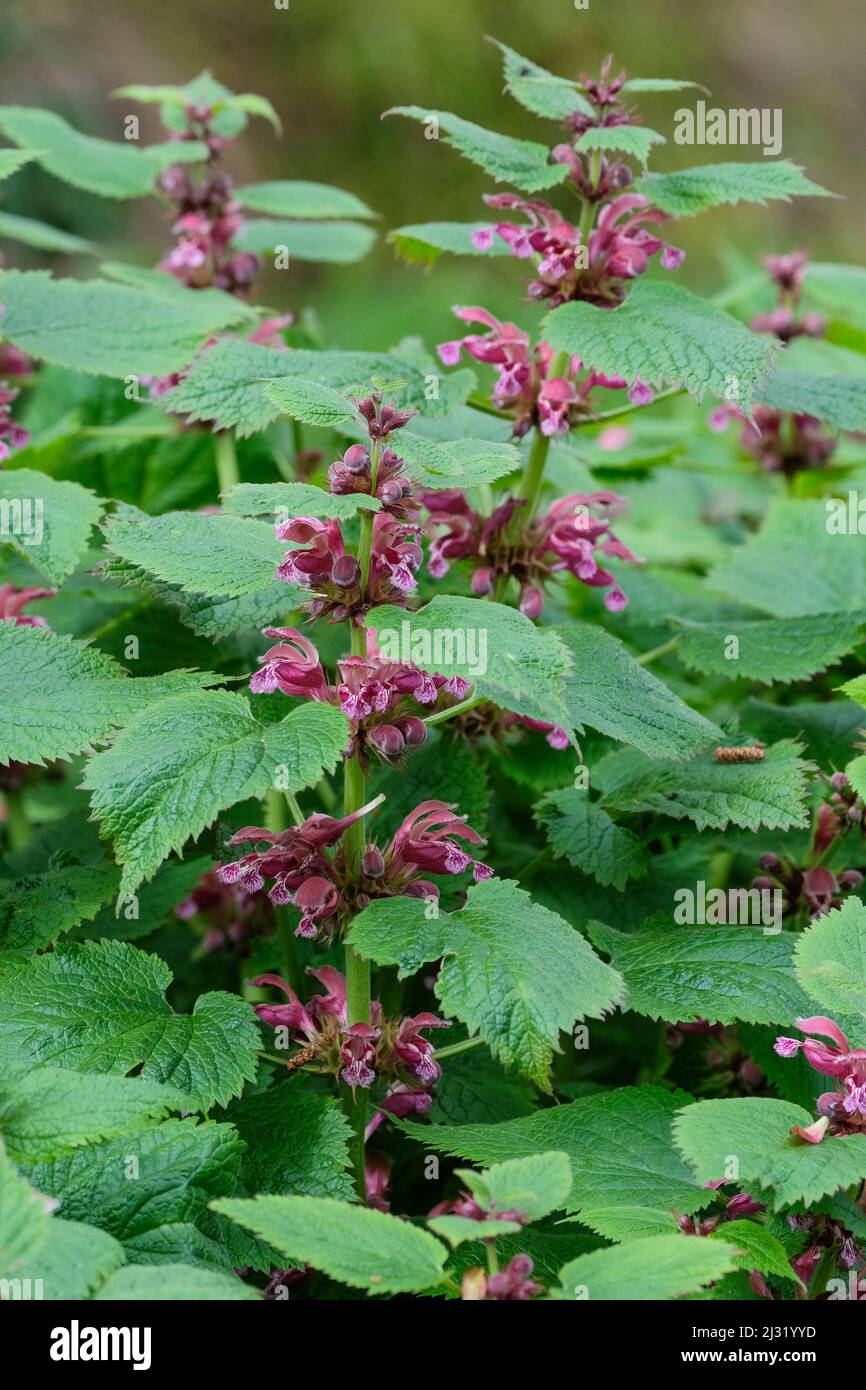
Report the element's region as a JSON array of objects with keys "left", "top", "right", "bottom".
[
  {"left": 635, "top": 635, "right": 681, "bottom": 667},
  {"left": 264, "top": 788, "right": 303, "bottom": 994},
  {"left": 214, "top": 428, "right": 240, "bottom": 494},
  {"left": 423, "top": 690, "right": 483, "bottom": 727}
]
